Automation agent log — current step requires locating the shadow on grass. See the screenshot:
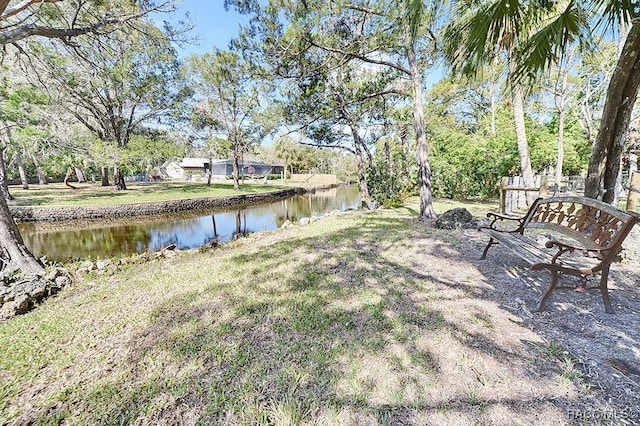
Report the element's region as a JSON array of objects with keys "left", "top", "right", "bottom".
[{"left": 30, "top": 213, "right": 593, "bottom": 424}]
